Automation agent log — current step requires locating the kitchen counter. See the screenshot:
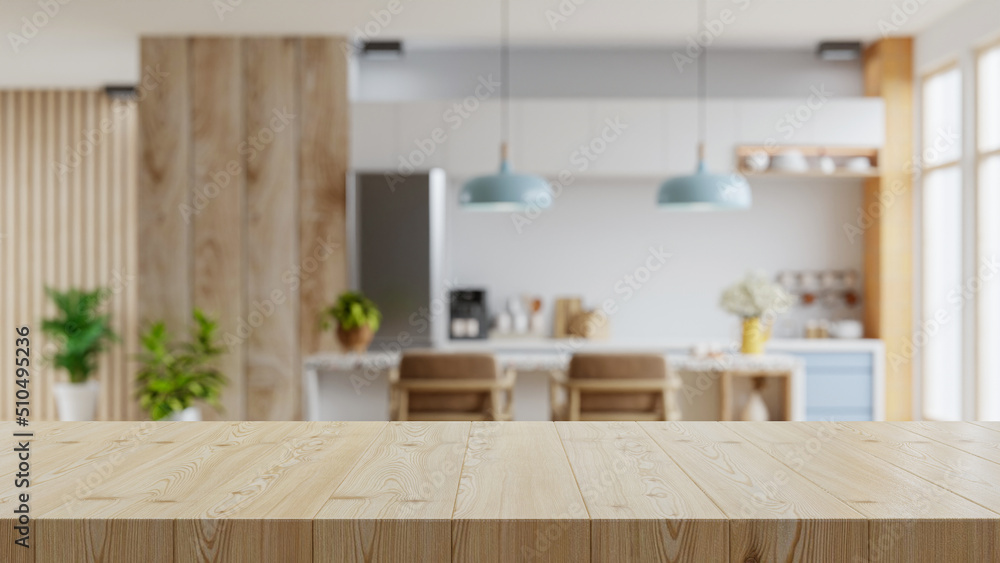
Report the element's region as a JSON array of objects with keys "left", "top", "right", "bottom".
[
  {"left": 303, "top": 351, "right": 805, "bottom": 422},
  {"left": 437, "top": 337, "right": 884, "bottom": 353},
  {"left": 437, "top": 338, "right": 885, "bottom": 421},
  {"left": 6, "top": 421, "right": 998, "bottom": 562}
]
